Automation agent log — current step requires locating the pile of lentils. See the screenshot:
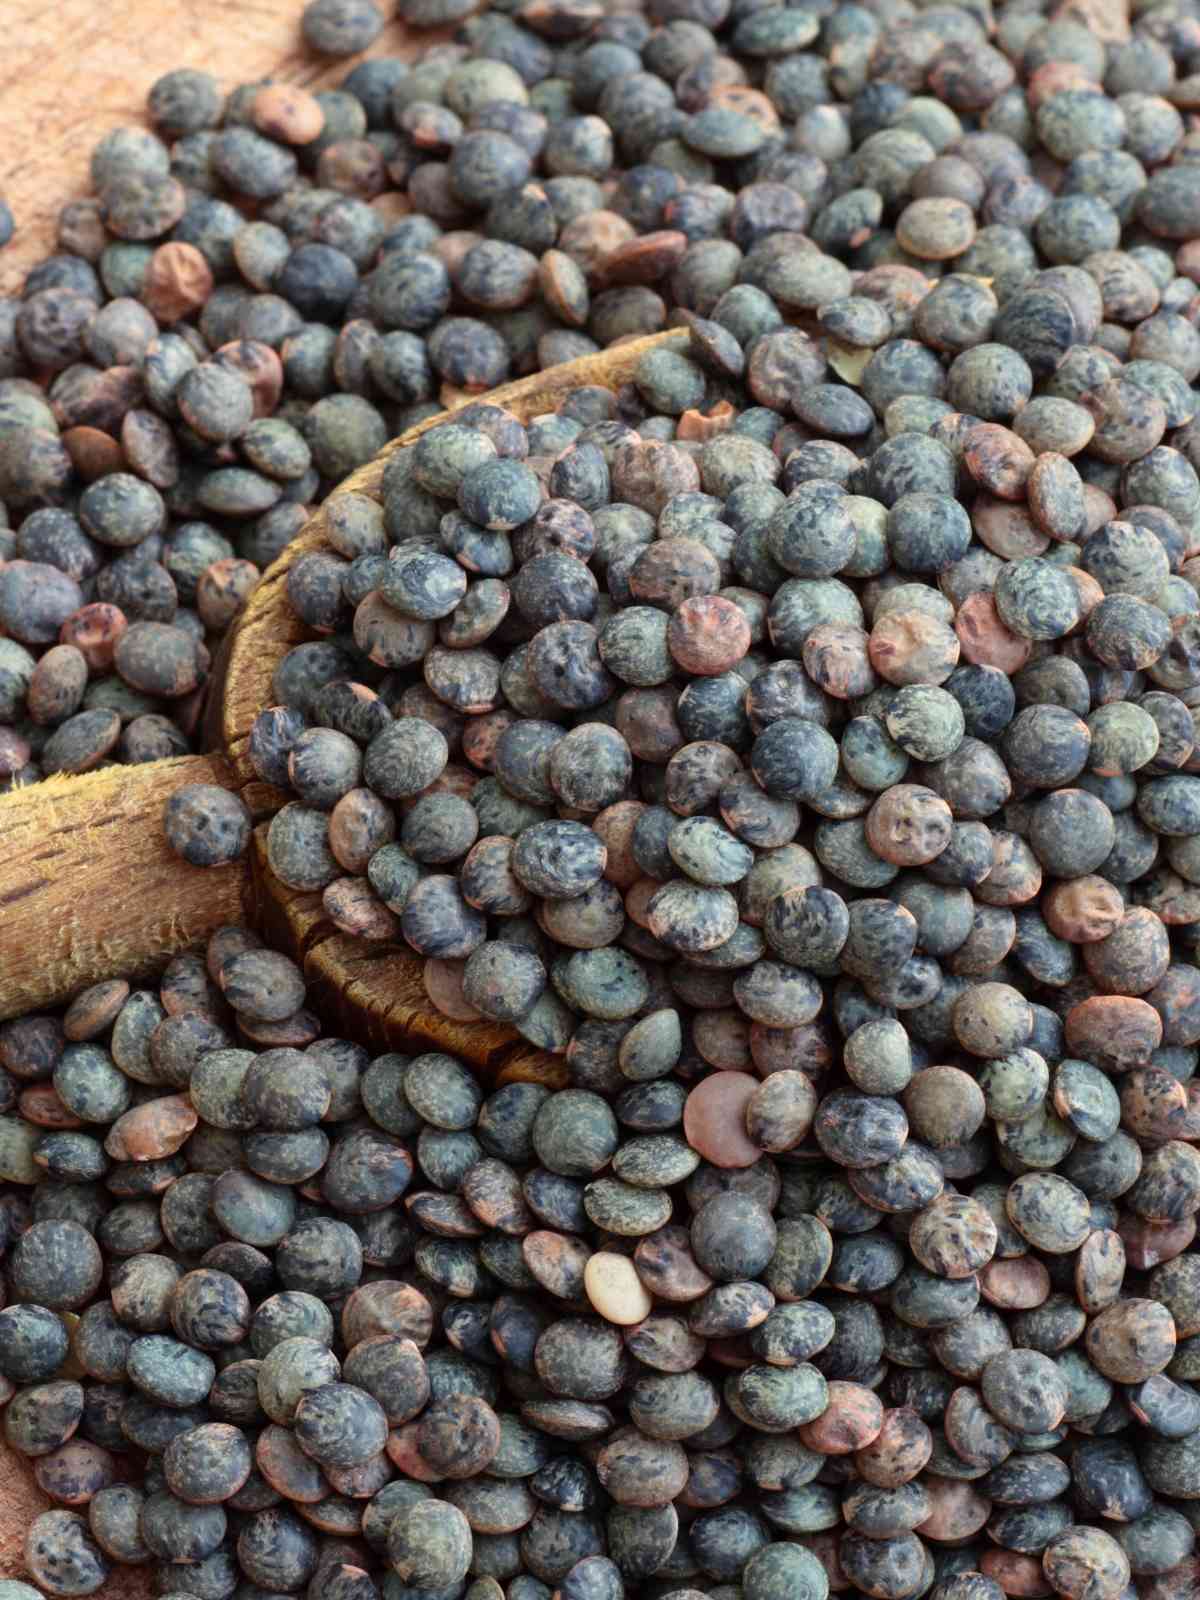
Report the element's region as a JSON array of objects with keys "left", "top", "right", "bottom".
[
  {"left": 1, "top": 0, "right": 1198, "bottom": 795},
  {"left": 2, "top": 914, "right": 1200, "bottom": 1600},
  {"left": 8, "top": 0, "right": 1200, "bottom": 1594},
  {"left": 221, "top": 282, "right": 1200, "bottom": 1044},
  {"left": 0, "top": 0, "right": 841, "bottom": 790}
]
